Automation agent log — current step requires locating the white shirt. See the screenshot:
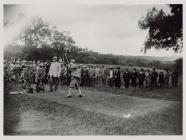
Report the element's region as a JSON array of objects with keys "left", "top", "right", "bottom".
[
  {"left": 49, "top": 62, "right": 61, "bottom": 77},
  {"left": 109, "top": 70, "right": 113, "bottom": 78}
]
